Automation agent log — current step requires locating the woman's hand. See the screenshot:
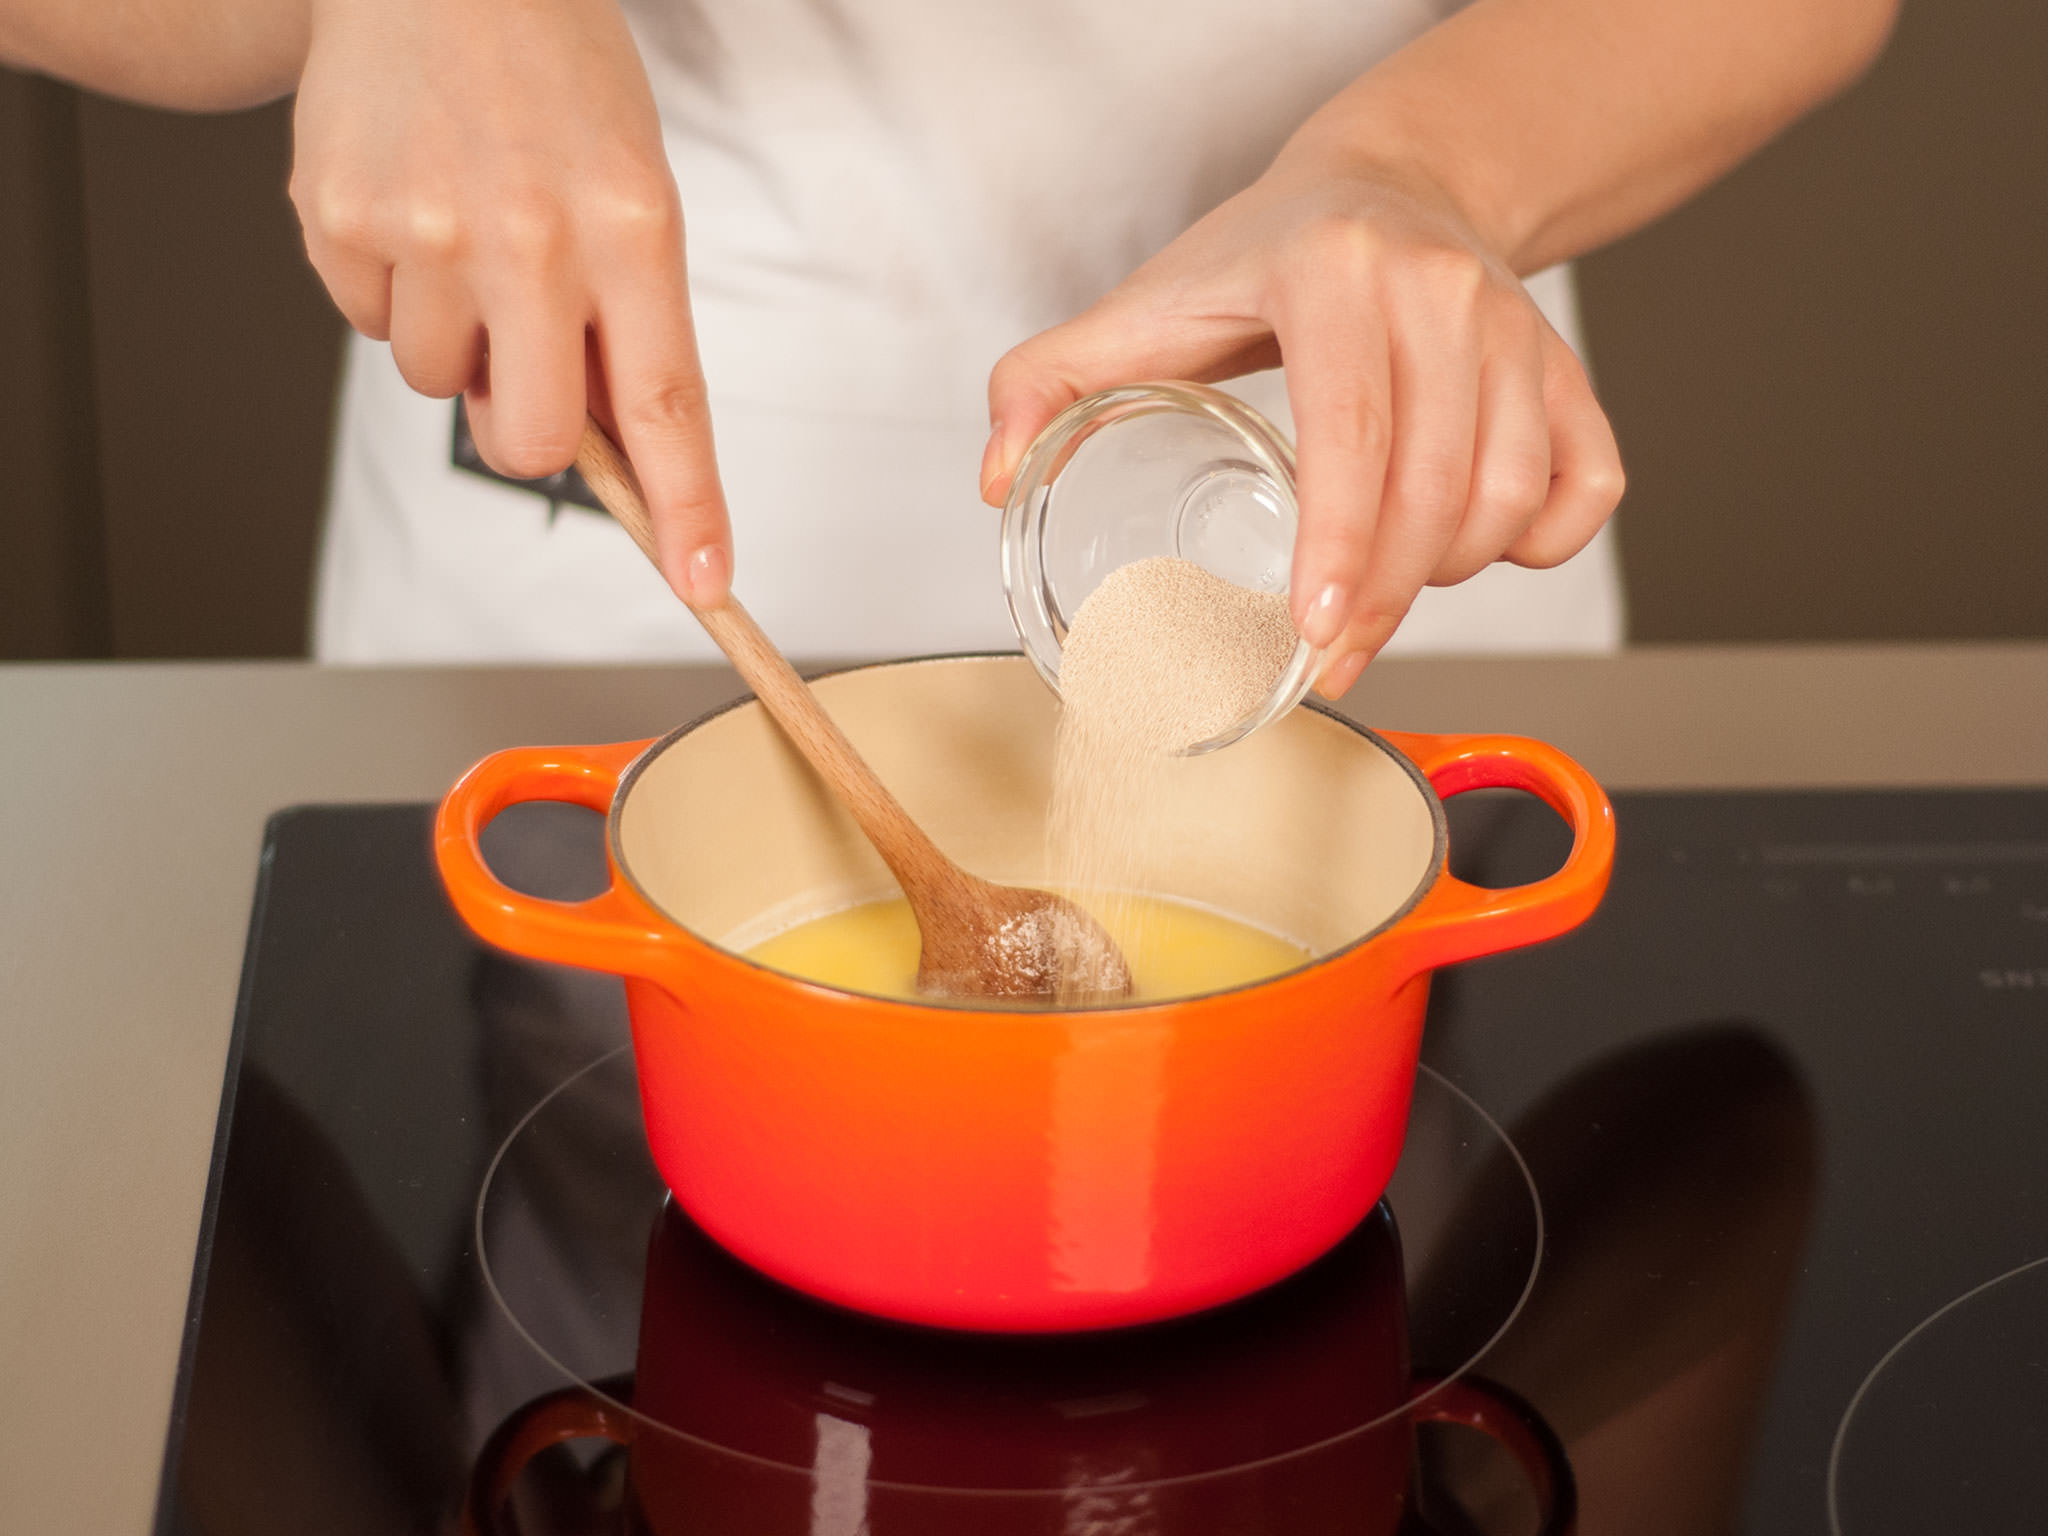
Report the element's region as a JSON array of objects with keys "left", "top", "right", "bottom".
[
  {"left": 292, "top": 0, "right": 731, "bottom": 605},
  {"left": 981, "top": 149, "right": 1623, "bottom": 698}
]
